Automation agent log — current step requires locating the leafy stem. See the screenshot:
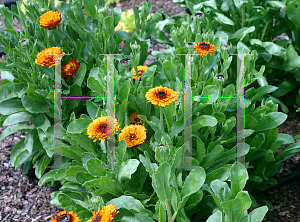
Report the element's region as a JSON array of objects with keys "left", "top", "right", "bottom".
[
  {"left": 55, "top": 28, "right": 71, "bottom": 52},
  {"left": 165, "top": 200, "right": 172, "bottom": 222}
]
